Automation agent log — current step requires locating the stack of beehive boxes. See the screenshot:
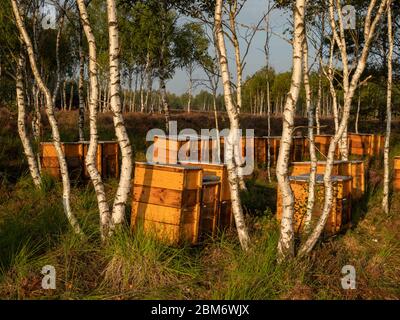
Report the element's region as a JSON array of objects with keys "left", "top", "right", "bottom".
[{"left": 131, "top": 162, "right": 226, "bottom": 245}]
